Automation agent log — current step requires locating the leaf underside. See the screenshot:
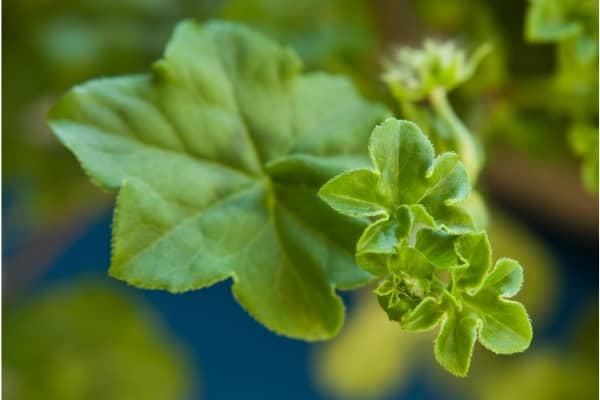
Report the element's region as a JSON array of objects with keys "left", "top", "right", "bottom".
[{"left": 48, "top": 20, "right": 389, "bottom": 340}]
